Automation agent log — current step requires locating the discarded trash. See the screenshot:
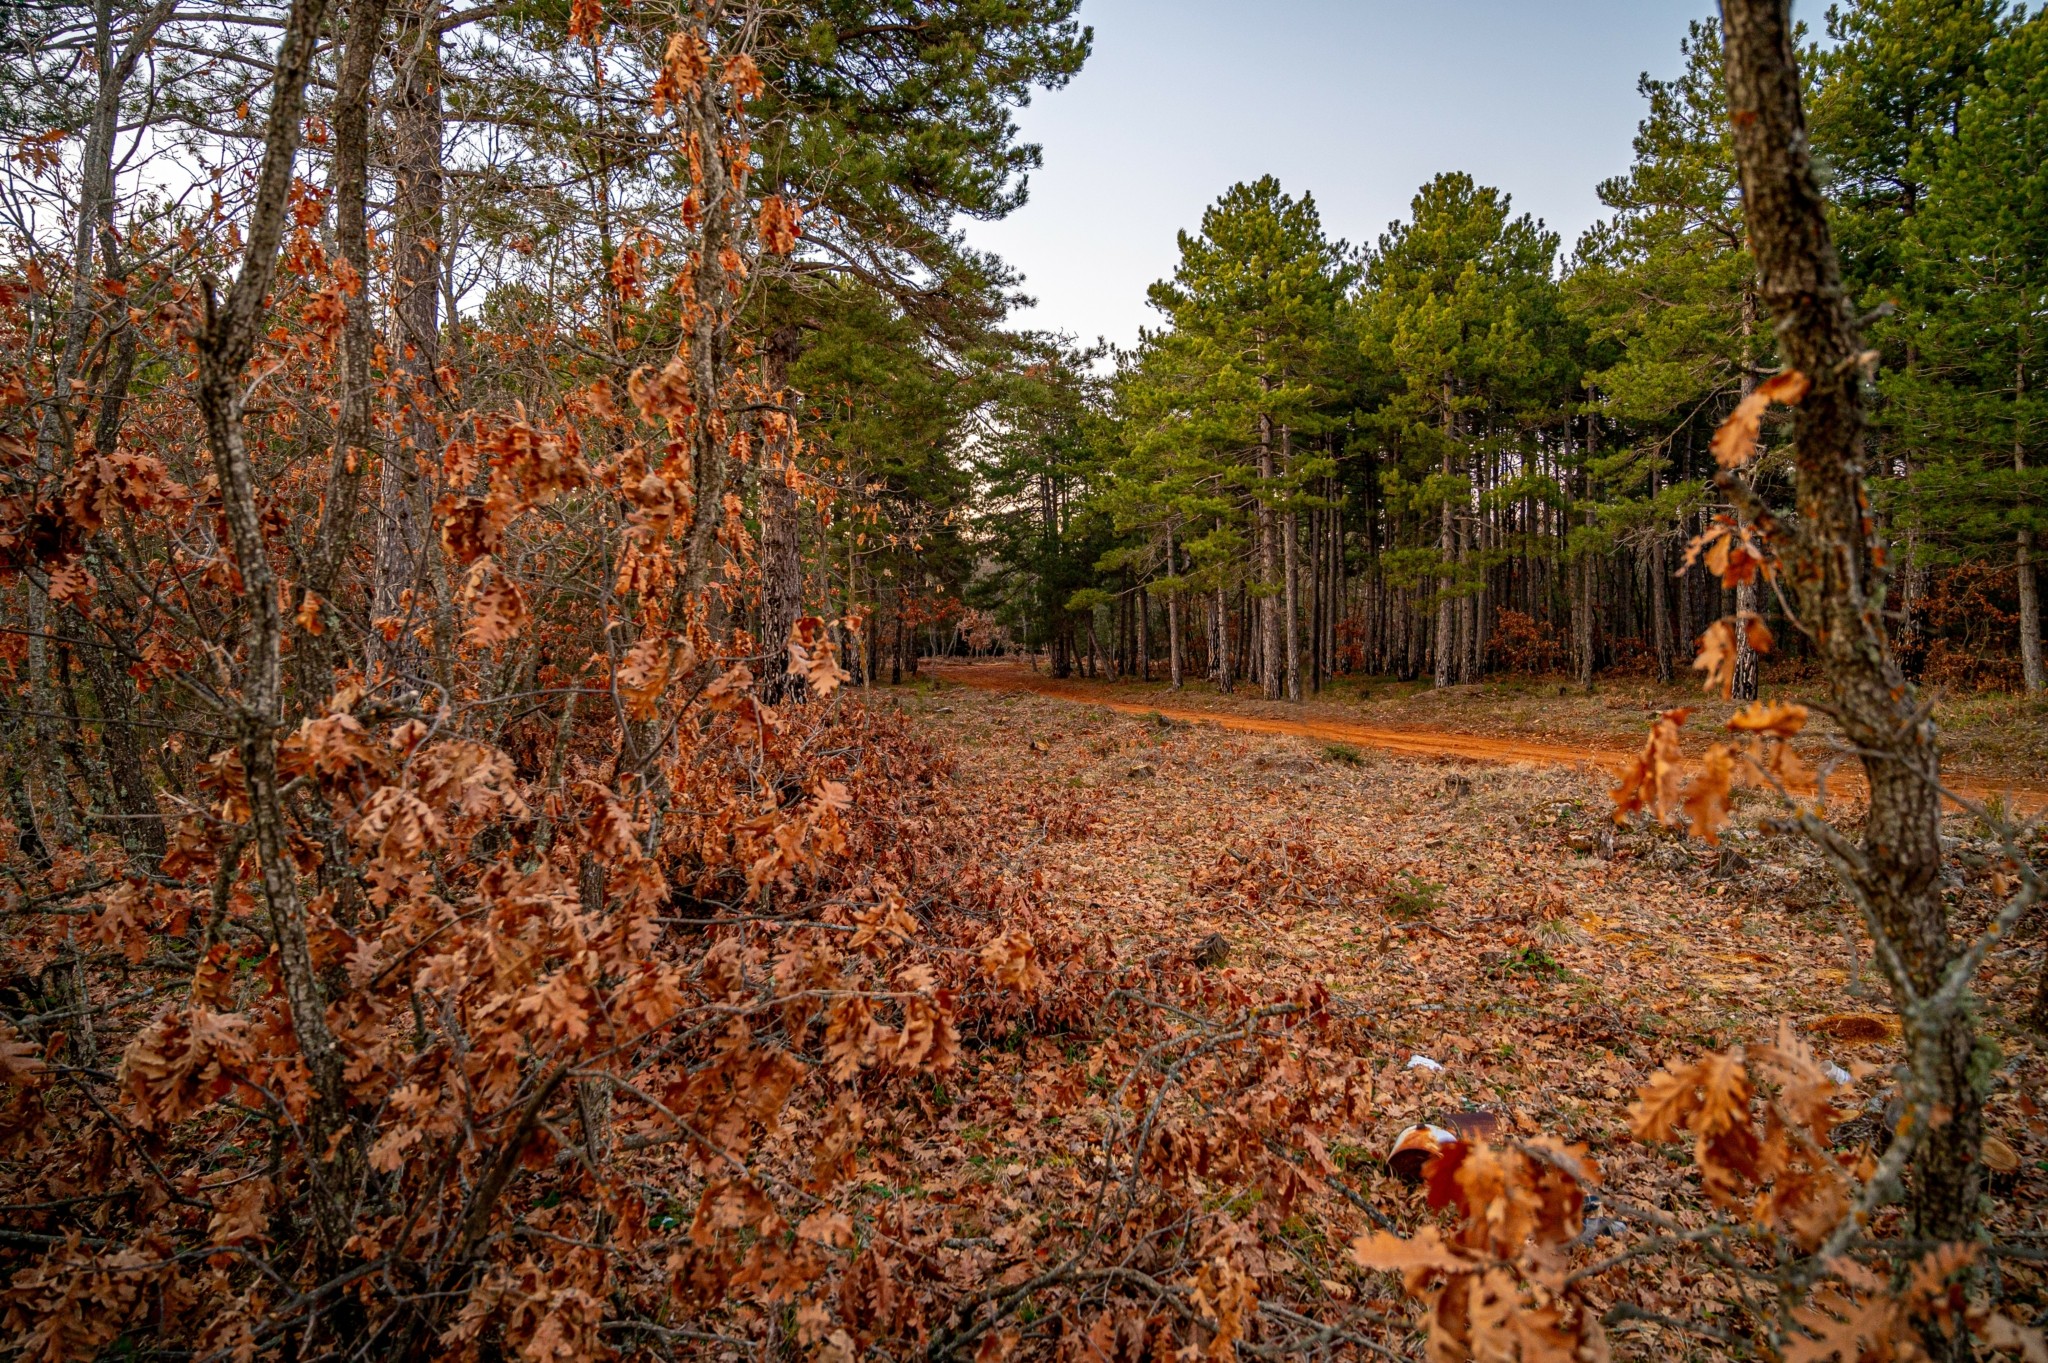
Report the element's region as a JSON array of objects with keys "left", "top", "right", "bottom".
[
  {"left": 1405, "top": 1054, "right": 1445, "bottom": 1072},
  {"left": 1577, "top": 1194, "right": 1628, "bottom": 1243},
  {"left": 1388, "top": 1125, "right": 1458, "bottom": 1183},
  {"left": 1439, "top": 1110, "right": 1500, "bottom": 1143},
  {"left": 1823, "top": 1061, "right": 1853, "bottom": 1086},
  {"left": 1386, "top": 1110, "right": 1501, "bottom": 1184}
]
